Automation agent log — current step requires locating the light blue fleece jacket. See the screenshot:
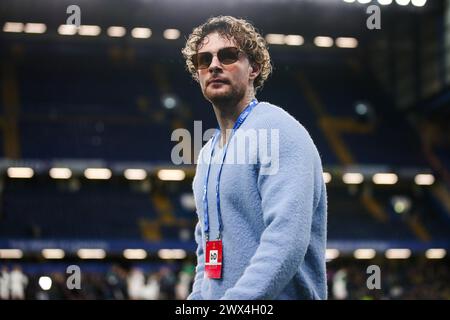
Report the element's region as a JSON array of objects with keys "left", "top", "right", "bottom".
[{"left": 188, "top": 101, "right": 327, "bottom": 300}]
